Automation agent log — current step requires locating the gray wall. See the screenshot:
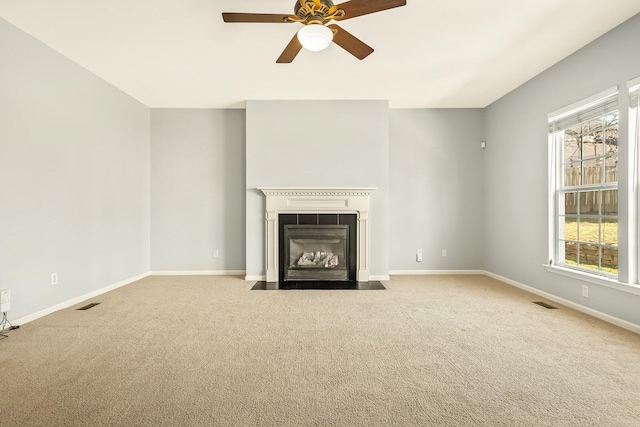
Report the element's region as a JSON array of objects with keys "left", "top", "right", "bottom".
[
  {"left": 245, "top": 100, "right": 390, "bottom": 278},
  {"left": 150, "top": 109, "right": 245, "bottom": 271},
  {"left": 389, "top": 109, "right": 485, "bottom": 271},
  {"left": 149, "top": 106, "right": 486, "bottom": 276},
  {"left": 484, "top": 13, "right": 640, "bottom": 325},
  {"left": 0, "top": 18, "right": 150, "bottom": 319}
]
